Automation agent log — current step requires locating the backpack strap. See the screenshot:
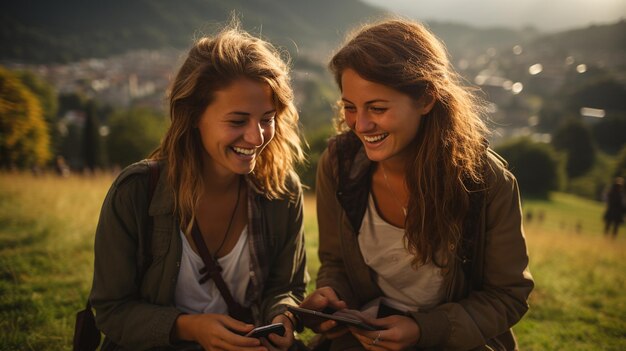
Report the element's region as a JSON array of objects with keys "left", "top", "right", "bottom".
[
  {"left": 460, "top": 185, "right": 485, "bottom": 292},
  {"left": 190, "top": 220, "right": 253, "bottom": 323}
]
